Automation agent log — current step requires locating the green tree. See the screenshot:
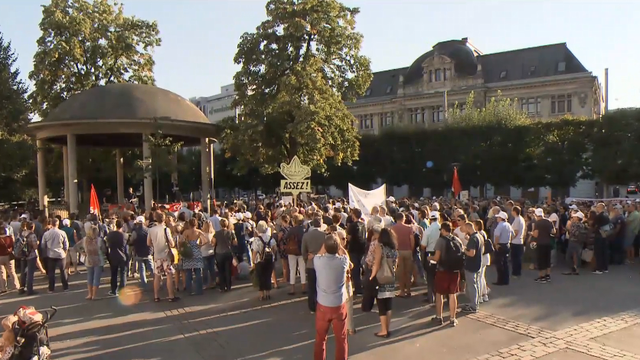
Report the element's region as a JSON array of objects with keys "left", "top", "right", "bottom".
[
  {"left": 29, "top": 0, "right": 161, "bottom": 118},
  {"left": 221, "top": 0, "right": 372, "bottom": 174},
  {"left": 28, "top": 0, "right": 161, "bottom": 202},
  {"left": 0, "top": 32, "right": 37, "bottom": 201}
]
